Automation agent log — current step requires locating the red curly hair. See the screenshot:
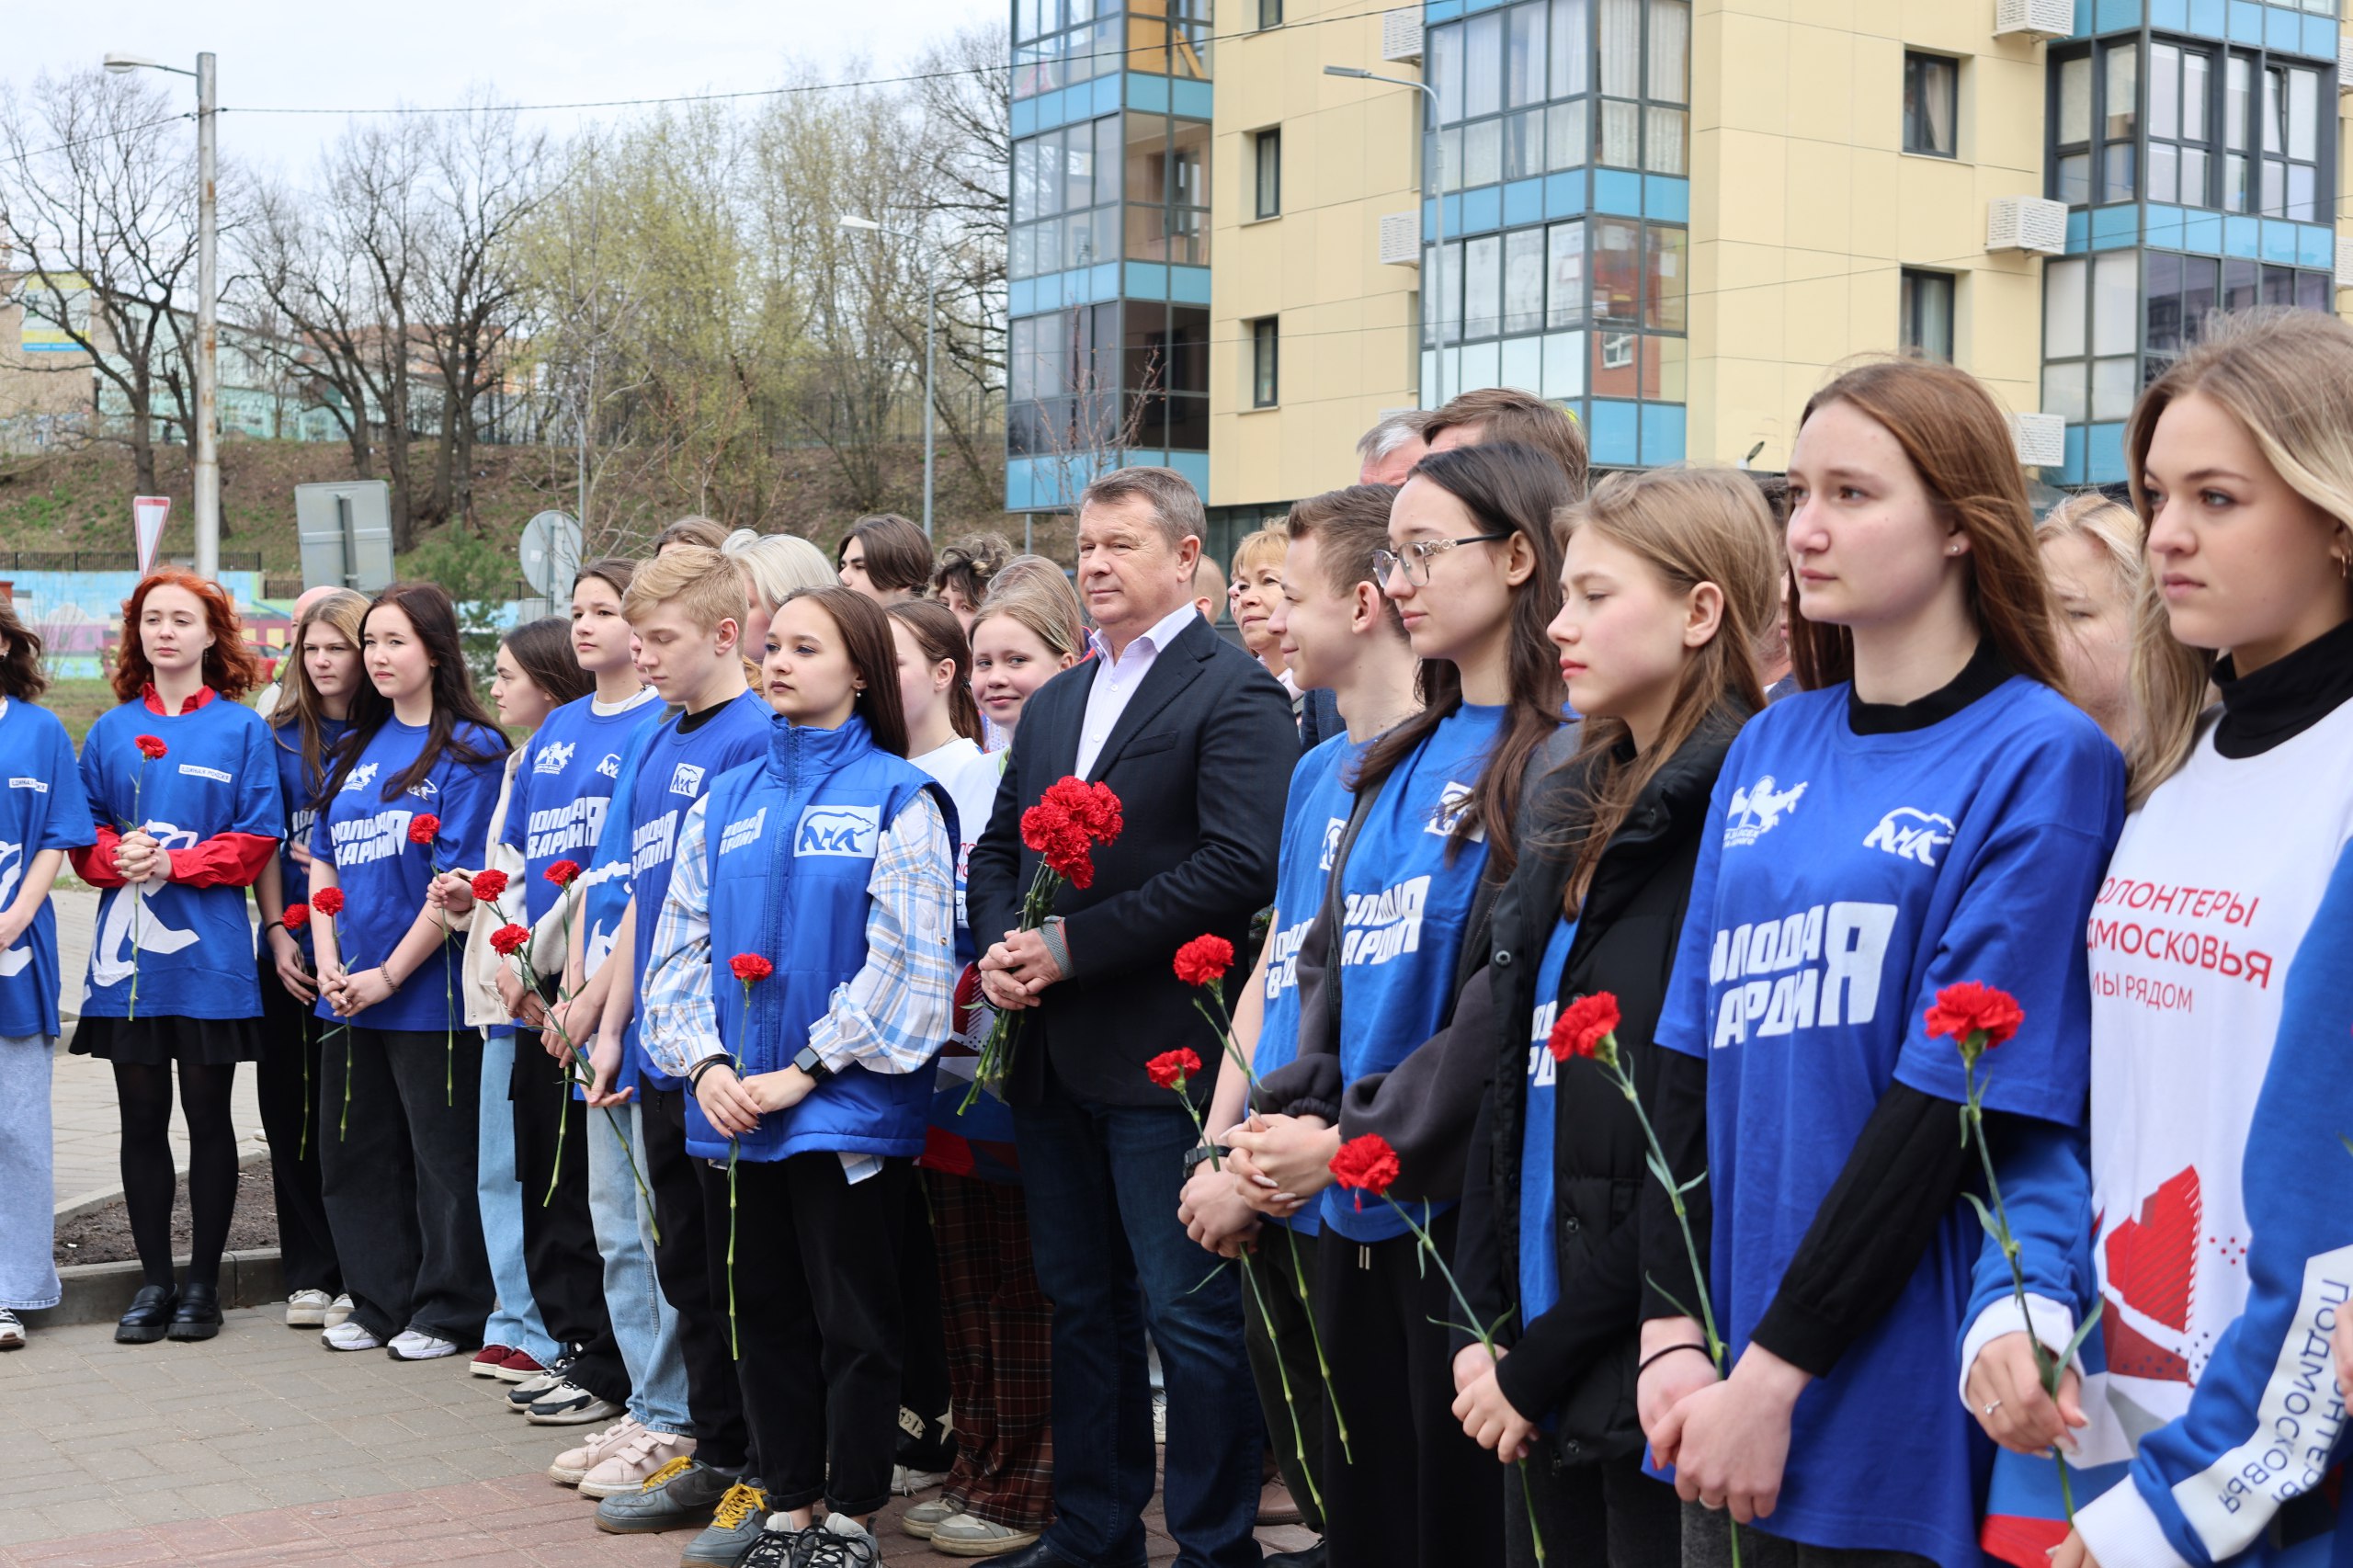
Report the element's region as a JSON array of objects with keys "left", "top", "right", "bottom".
[{"left": 110, "top": 571, "right": 266, "bottom": 703}]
